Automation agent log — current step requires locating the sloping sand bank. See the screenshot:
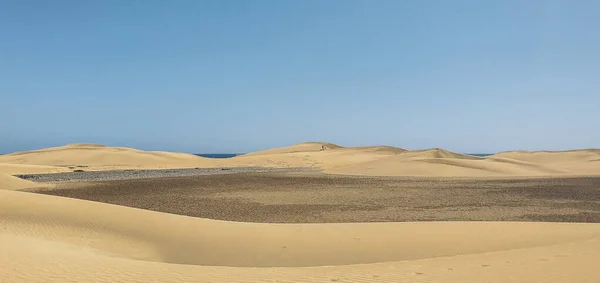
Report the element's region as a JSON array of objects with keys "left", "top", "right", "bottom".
[
  {"left": 0, "top": 173, "right": 49, "bottom": 191},
  {"left": 229, "top": 142, "right": 408, "bottom": 169},
  {"left": 2, "top": 189, "right": 600, "bottom": 282},
  {"left": 0, "top": 143, "right": 218, "bottom": 171},
  {"left": 0, "top": 163, "right": 70, "bottom": 175},
  {"left": 326, "top": 152, "right": 572, "bottom": 177}
]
